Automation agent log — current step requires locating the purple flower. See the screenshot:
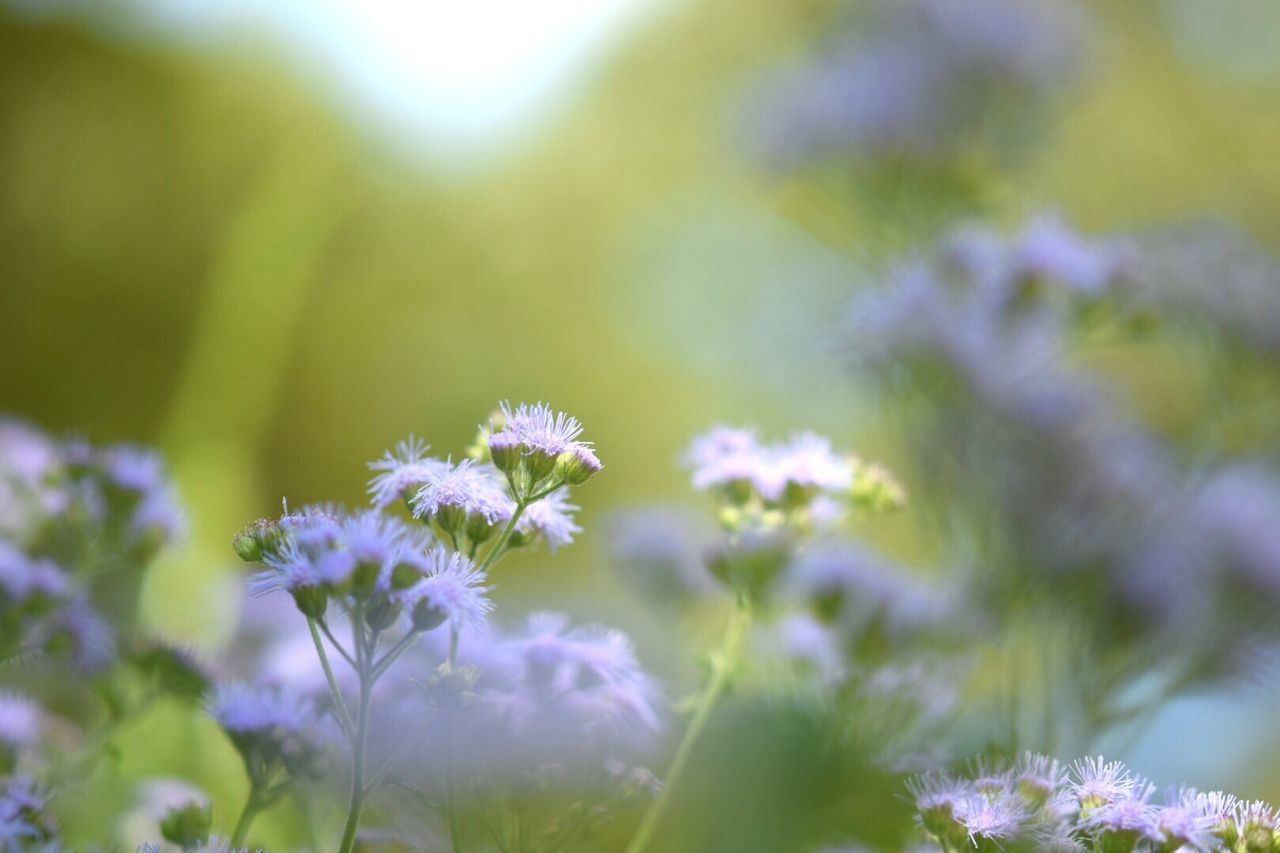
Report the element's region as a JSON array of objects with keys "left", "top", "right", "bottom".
[
  {"left": 367, "top": 436, "right": 449, "bottom": 509},
  {"left": 1082, "top": 783, "right": 1159, "bottom": 845},
  {"left": 411, "top": 459, "right": 513, "bottom": 527},
  {"left": 0, "top": 542, "right": 69, "bottom": 603},
  {"left": 1070, "top": 756, "right": 1136, "bottom": 810},
  {"left": 1153, "top": 788, "right": 1217, "bottom": 850},
  {"left": 498, "top": 401, "right": 586, "bottom": 458},
  {"left": 953, "top": 791, "right": 1029, "bottom": 845},
  {"left": 402, "top": 547, "right": 492, "bottom": 632},
  {"left": 0, "top": 692, "right": 40, "bottom": 749},
  {"left": 519, "top": 488, "right": 581, "bottom": 552},
  {"left": 209, "top": 682, "right": 312, "bottom": 736},
  {"left": 1013, "top": 215, "right": 1131, "bottom": 296},
  {"left": 684, "top": 426, "right": 766, "bottom": 494}
]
